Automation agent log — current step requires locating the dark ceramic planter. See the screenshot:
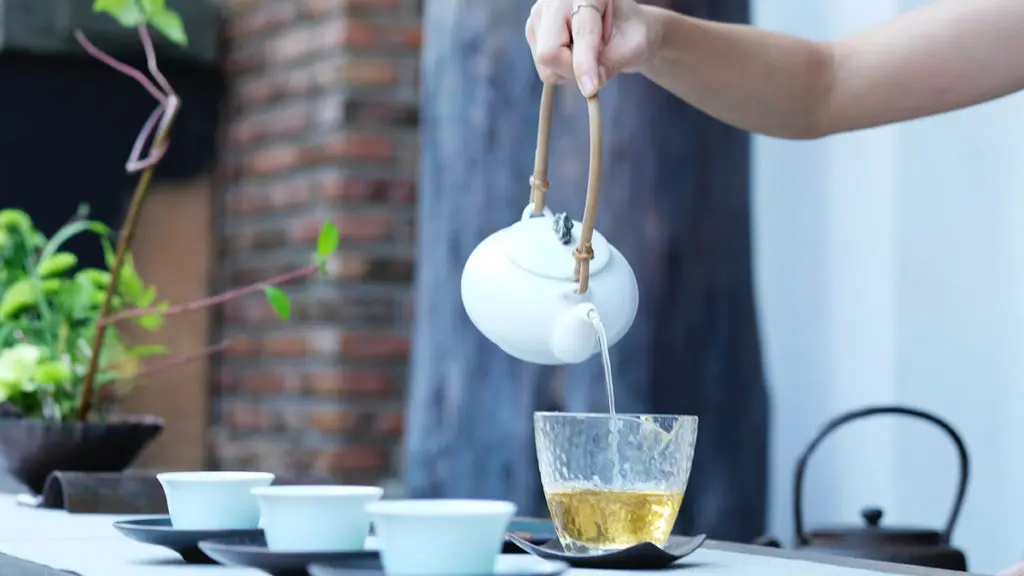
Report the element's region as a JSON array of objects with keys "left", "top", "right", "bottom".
[{"left": 0, "top": 415, "right": 164, "bottom": 494}]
